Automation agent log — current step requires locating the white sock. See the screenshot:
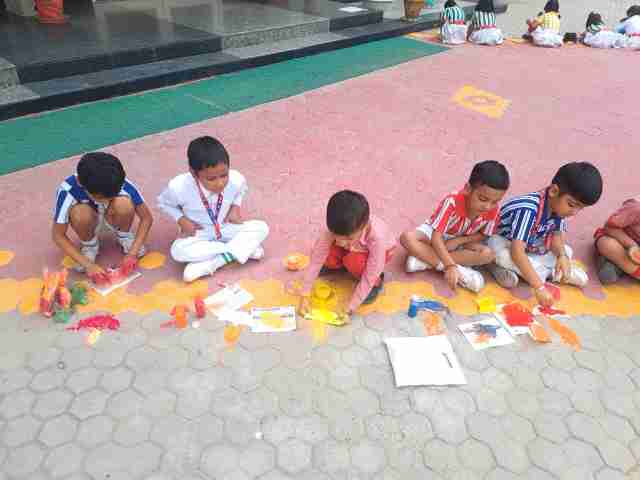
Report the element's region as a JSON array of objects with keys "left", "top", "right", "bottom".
[
  {"left": 435, "top": 261, "right": 444, "bottom": 271},
  {"left": 81, "top": 236, "right": 98, "bottom": 247},
  {"left": 210, "top": 254, "right": 232, "bottom": 271}
]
